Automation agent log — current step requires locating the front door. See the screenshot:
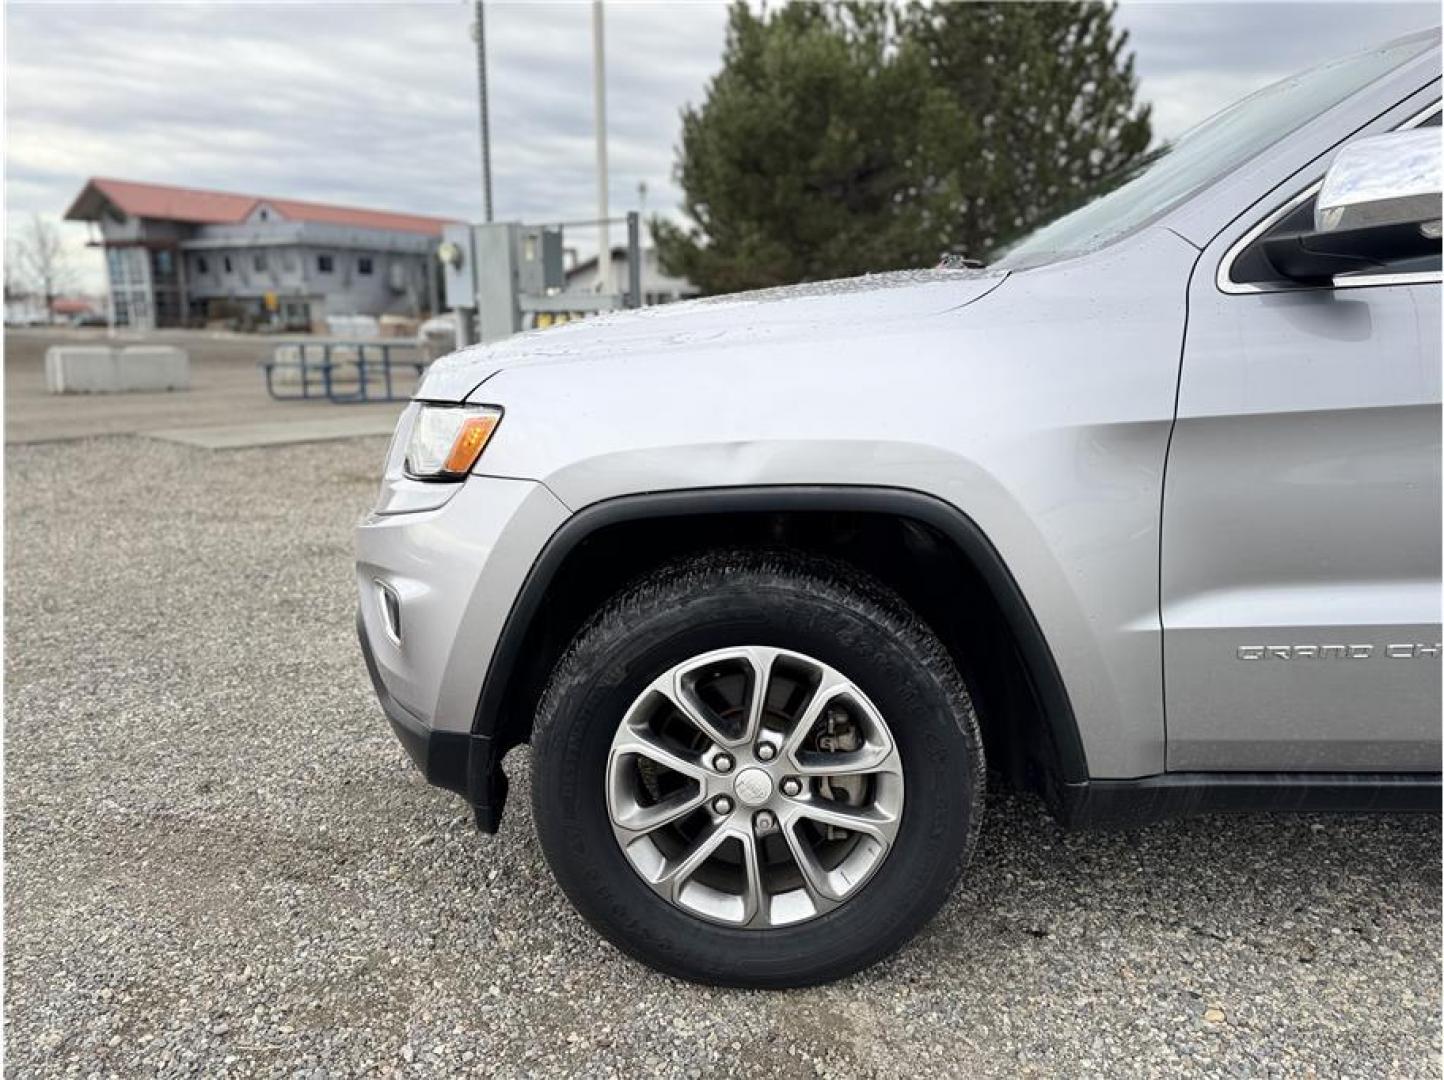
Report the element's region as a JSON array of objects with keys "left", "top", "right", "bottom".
[{"left": 1161, "top": 118, "right": 1442, "bottom": 772}]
